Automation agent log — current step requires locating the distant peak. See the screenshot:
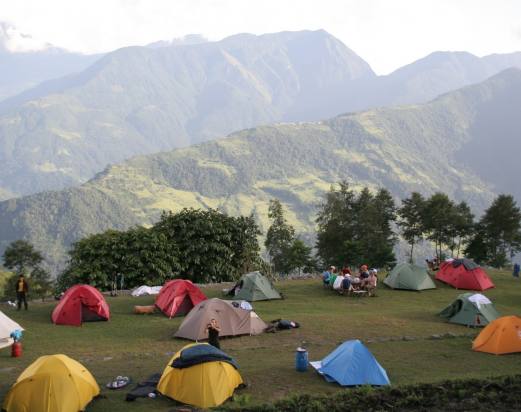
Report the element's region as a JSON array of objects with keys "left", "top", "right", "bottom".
[{"left": 146, "top": 34, "right": 208, "bottom": 49}]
